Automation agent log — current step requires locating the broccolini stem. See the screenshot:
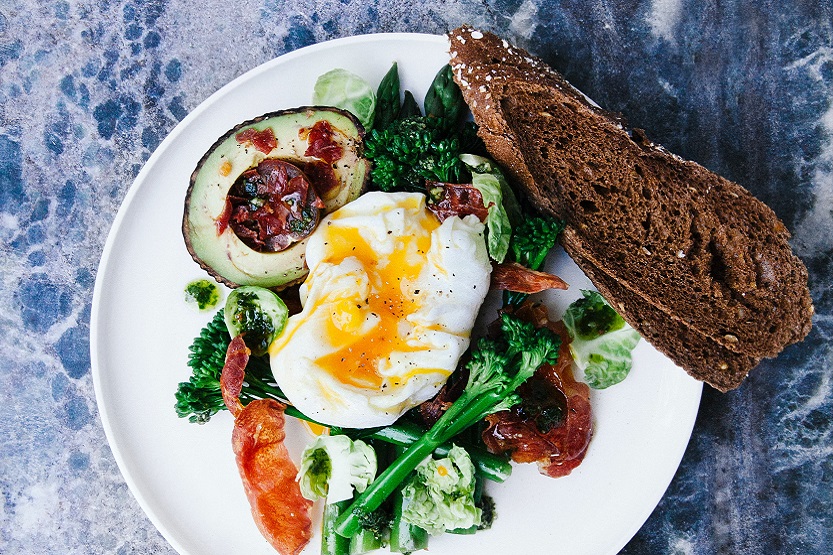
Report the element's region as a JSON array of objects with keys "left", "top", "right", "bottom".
[
  {"left": 239, "top": 373, "right": 283, "bottom": 401},
  {"left": 335, "top": 431, "right": 441, "bottom": 538},
  {"left": 389, "top": 444, "right": 430, "bottom": 553},
  {"left": 370, "top": 420, "right": 511, "bottom": 483},
  {"left": 237, "top": 373, "right": 333, "bottom": 427},
  {"left": 334, "top": 383, "right": 514, "bottom": 538},
  {"left": 321, "top": 500, "right": 351, "bottom": 555}
]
